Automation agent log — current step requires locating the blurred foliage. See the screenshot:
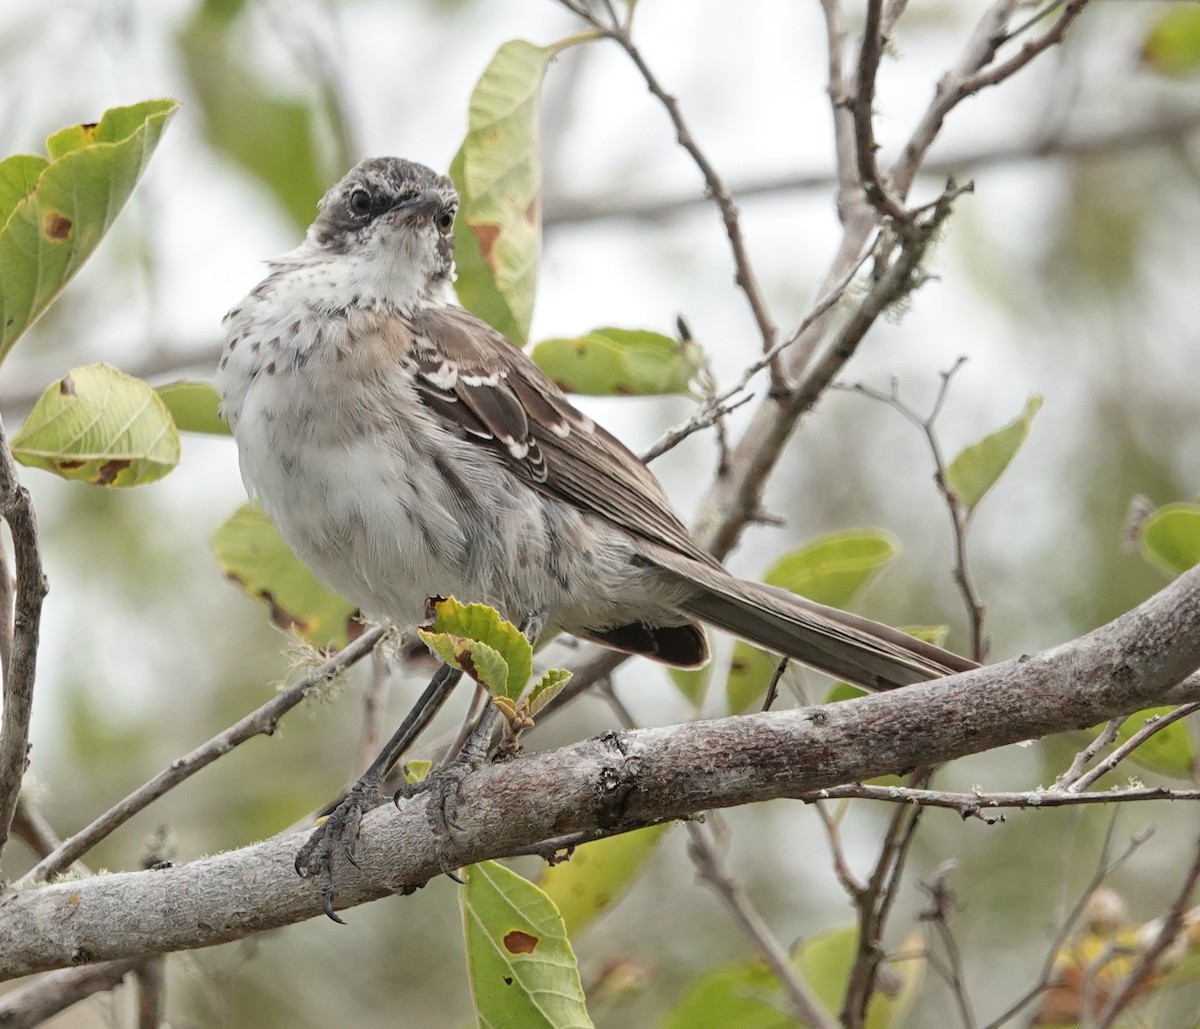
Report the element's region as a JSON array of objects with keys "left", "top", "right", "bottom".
[
  {"left": 1142, "top": 3, "right": 1200, "bottom": 77},
  {"left": 177, "top": 1, "right": 346, "bottom": 229}
]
